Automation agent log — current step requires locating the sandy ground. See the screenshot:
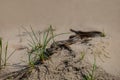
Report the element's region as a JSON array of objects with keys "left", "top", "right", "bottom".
[{"left": 0, "top": 0, "right": 120, "bottom": 78}]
